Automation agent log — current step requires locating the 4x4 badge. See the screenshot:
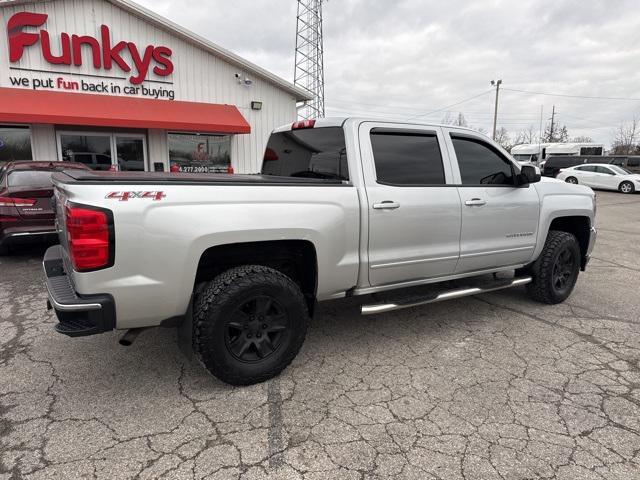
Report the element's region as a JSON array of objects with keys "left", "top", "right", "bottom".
[{"left": 105, "top": 191, "right": 166, "bottom": 201}]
